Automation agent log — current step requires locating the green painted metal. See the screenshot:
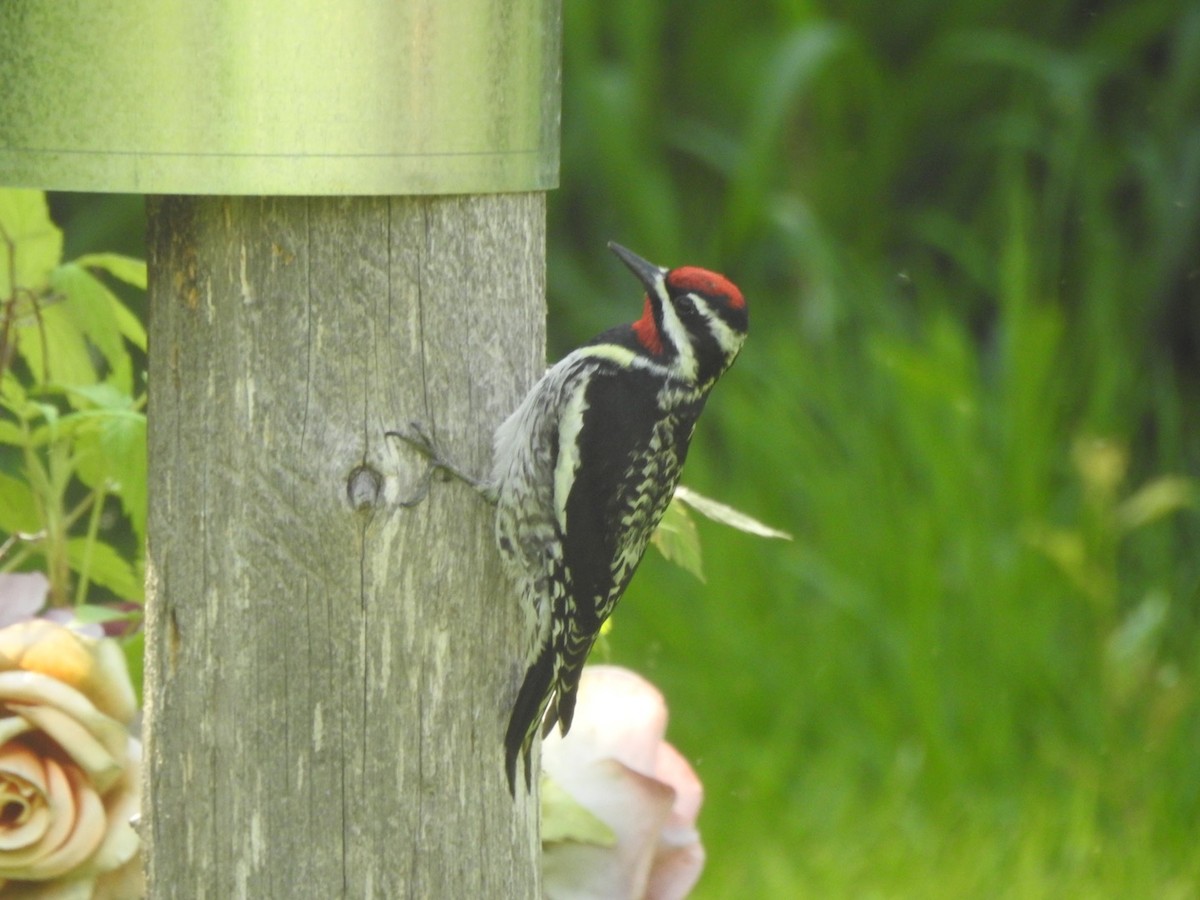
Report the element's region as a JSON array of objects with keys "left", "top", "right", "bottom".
[{"left": 0, "top": 1, "right": 560, "bottom": 194}]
